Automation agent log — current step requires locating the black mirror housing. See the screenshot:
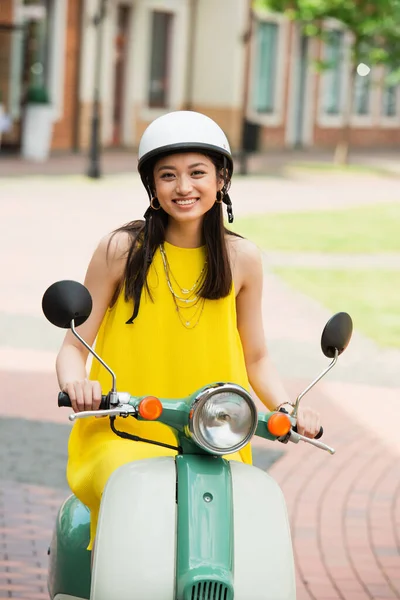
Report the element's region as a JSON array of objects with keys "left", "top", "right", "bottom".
[
  {"left": 42, "top": 280, "right": 93, "bottom": 329},
  {"left": 321, "top": 312, "right": 353, "bottom": 358}
]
